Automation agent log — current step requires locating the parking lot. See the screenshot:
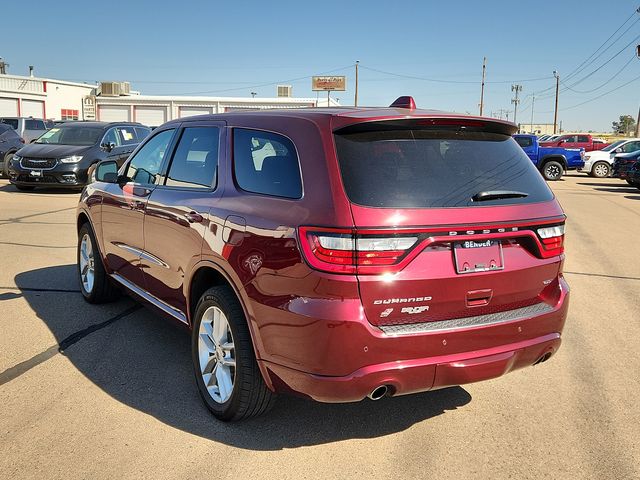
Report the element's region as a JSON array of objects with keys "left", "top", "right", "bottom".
[{"left": 1, "top": 174, "right": 639, "bottom": 480}]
